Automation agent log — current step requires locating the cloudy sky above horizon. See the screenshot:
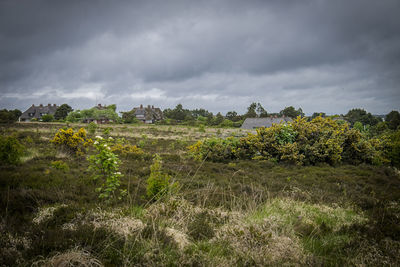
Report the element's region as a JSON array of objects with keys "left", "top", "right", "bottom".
[{"left": 1, "top": 0, "right": 399, "bottom": 115}]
